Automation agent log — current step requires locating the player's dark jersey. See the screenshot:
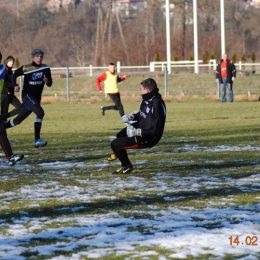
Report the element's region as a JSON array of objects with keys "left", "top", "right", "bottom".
[
  {"left": 2, "top": 66, "right": 14, "bottom": 95},
  {"left": 133, "top": 88, "right": 166, "bottom": 148},
  {"left": 12, "top": 62, "right": 52, "bottom": 101},
  {"left": 0, "top": 64, "right": 6, "bottom": 102}
]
